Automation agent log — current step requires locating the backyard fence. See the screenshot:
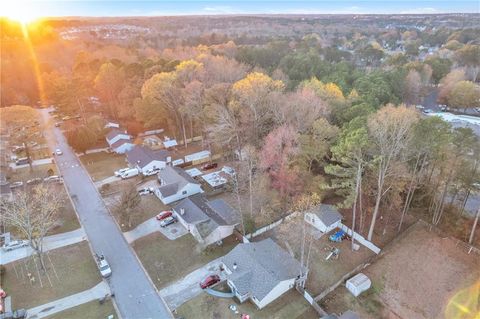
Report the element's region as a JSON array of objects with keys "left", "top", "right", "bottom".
[
  {"left": 245, "top": 212, "right": 300, "bottom": 239},
  {"left": 339, "top": 223, "right": 381, "bottom": 254}
]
